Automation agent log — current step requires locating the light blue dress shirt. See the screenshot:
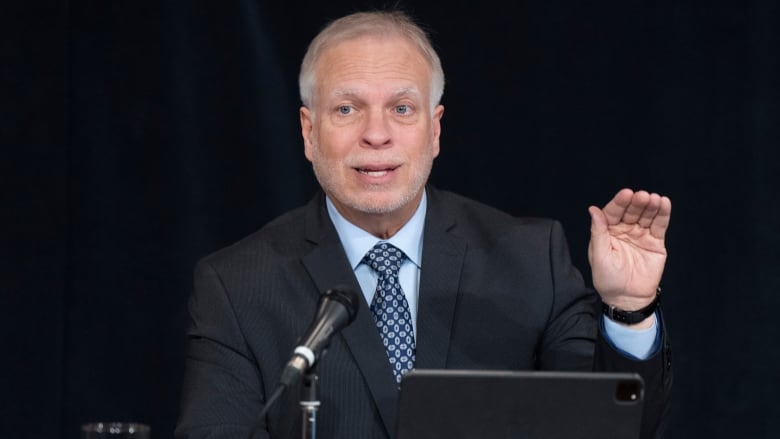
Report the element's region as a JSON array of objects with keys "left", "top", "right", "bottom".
[{"left": 325, "top": 191, "right": 658, "bottom": 360}]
